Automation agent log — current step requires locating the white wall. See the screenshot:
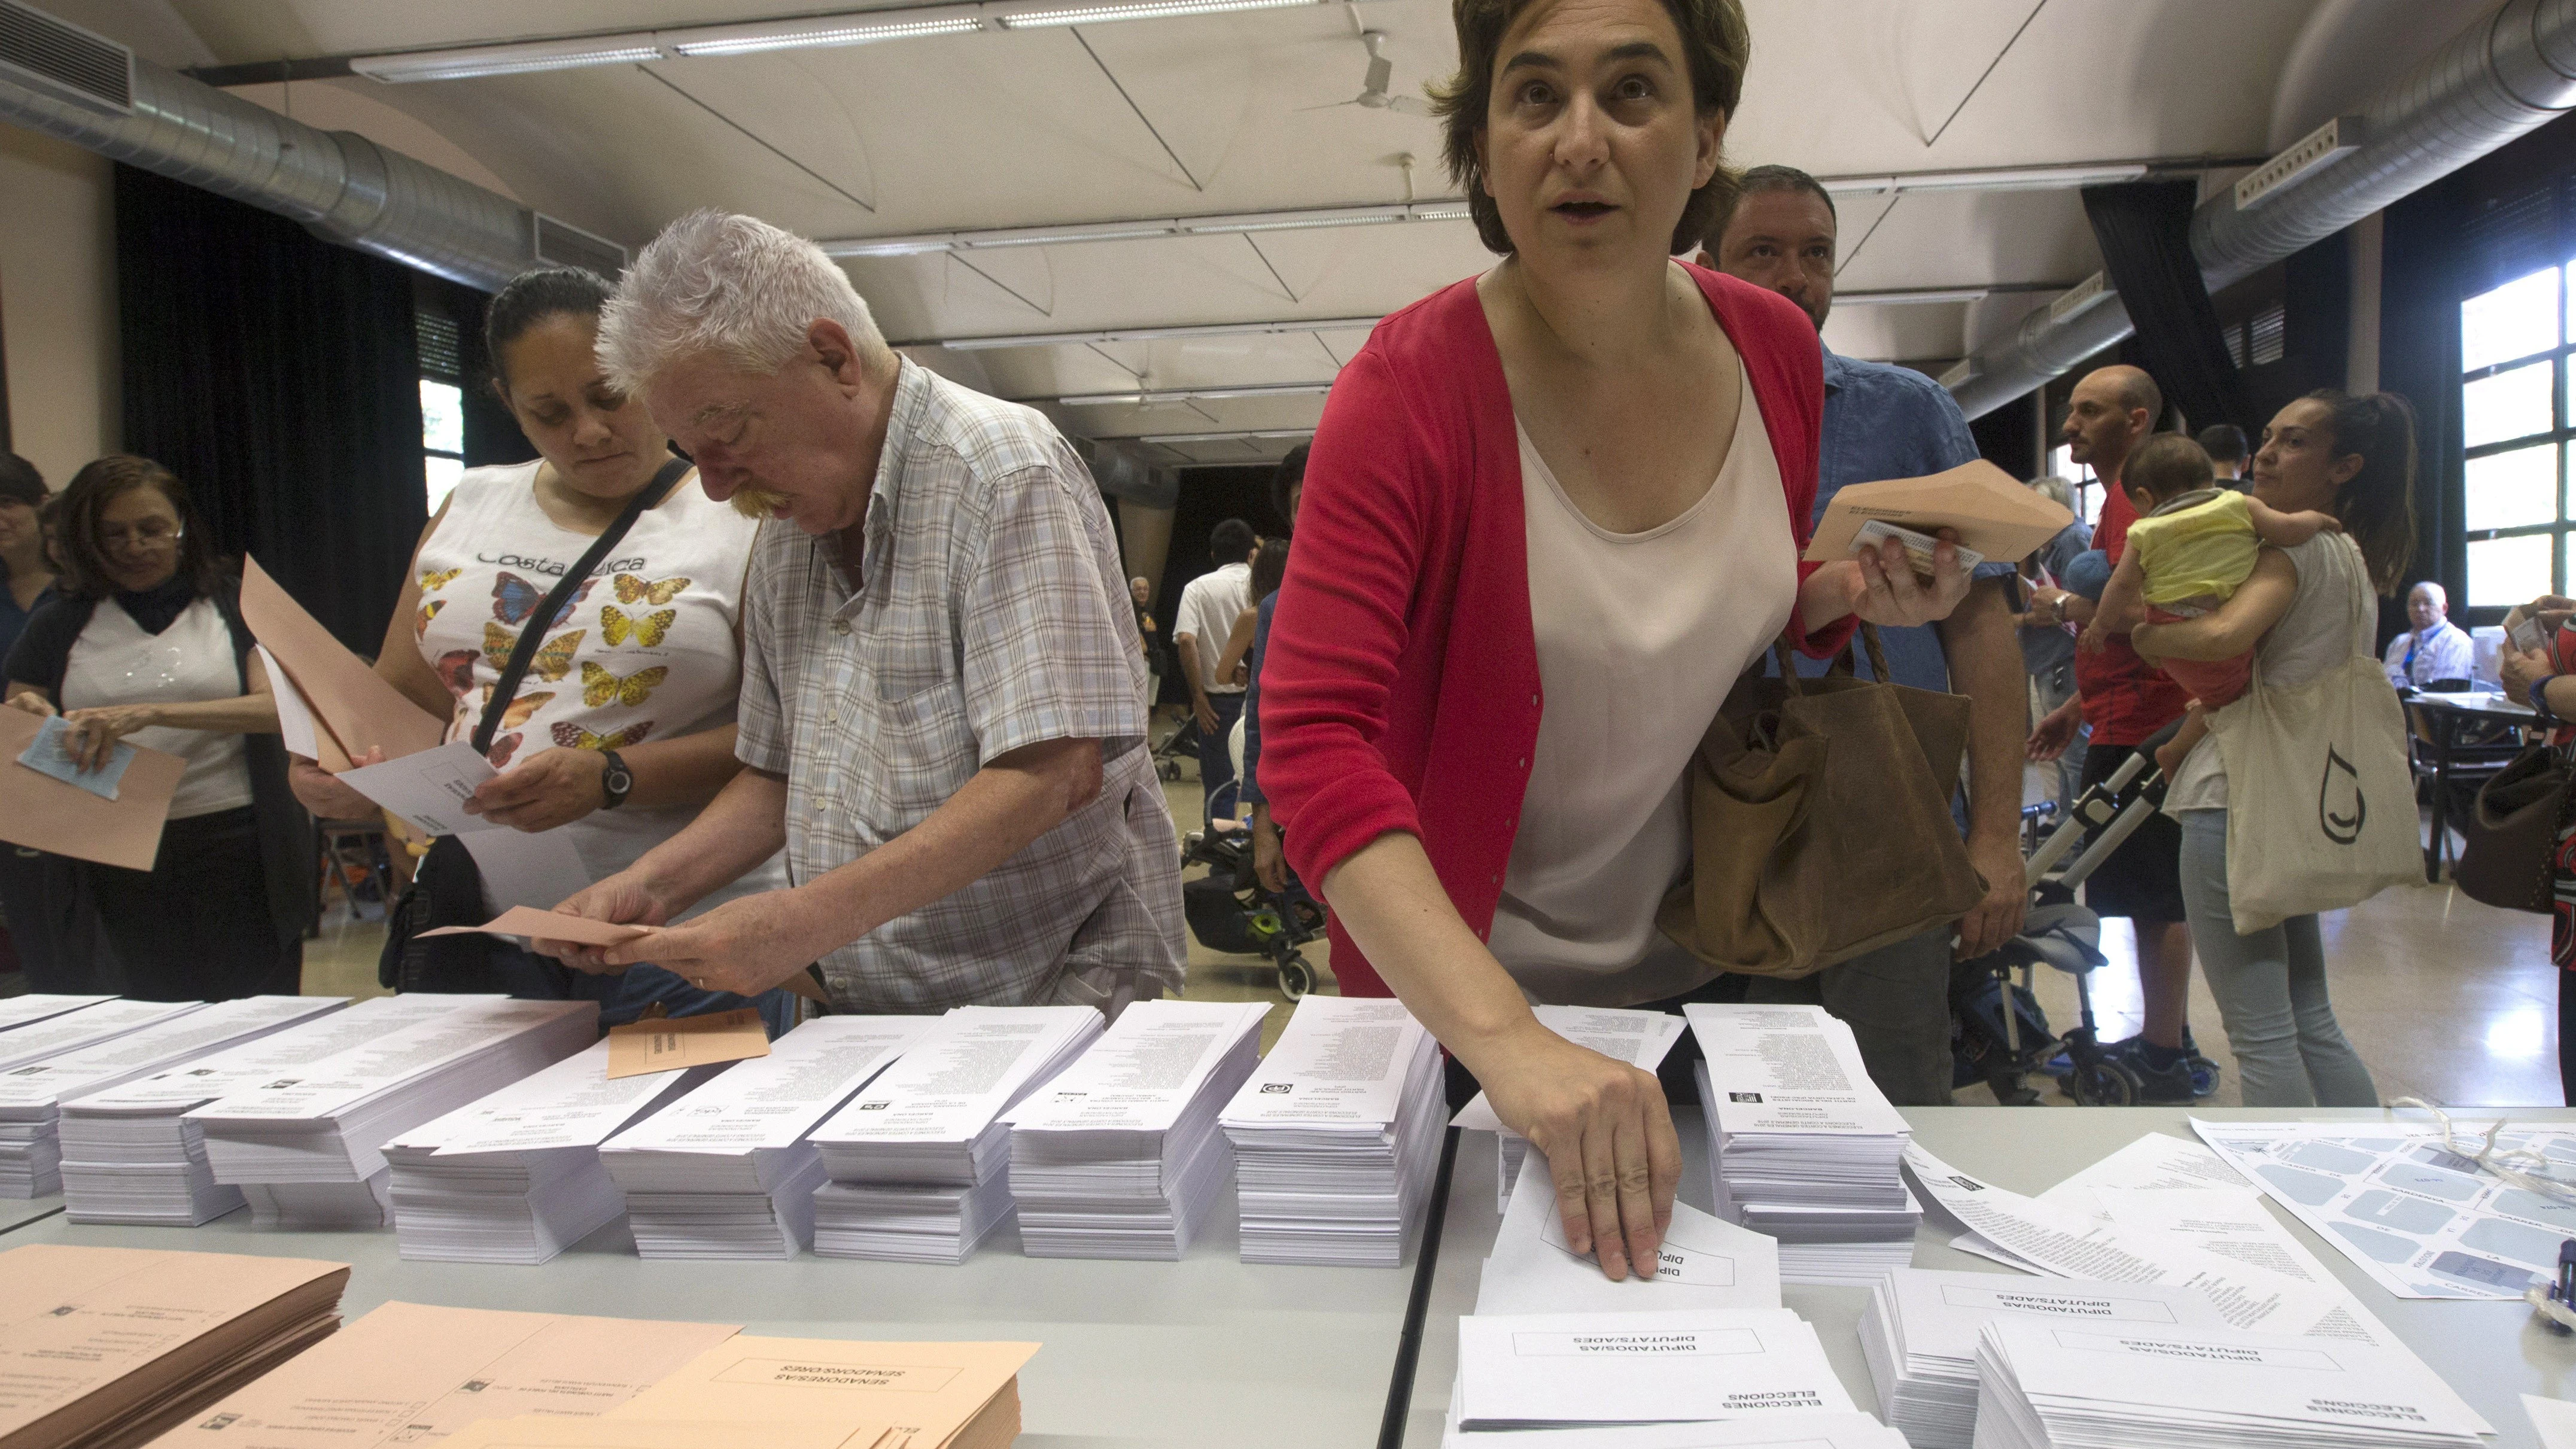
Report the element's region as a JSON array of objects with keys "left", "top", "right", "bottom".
[{"left": 0, "top": 124, "right": 118, "bottom": 489}]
